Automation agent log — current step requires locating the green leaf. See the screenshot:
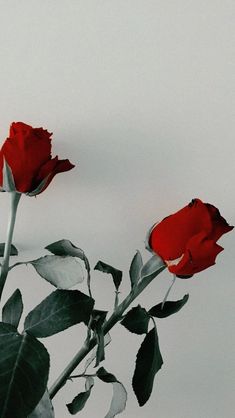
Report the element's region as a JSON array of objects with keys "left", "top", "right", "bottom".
[
  {"left": 30, "top": 255, "right": 84, "bottom": 289},
  {"left": 45, "top": 240, "right": 92, "bottom": 296},
  {"left": 45, "top": 239, "right": 86, "bottom": 260},
  {"left": 2, "top": 289, "right": 23, "bottom": 328},
  {"left": 0, "top": 322, "right": 49, "bottom": 418},
  {"left": 90, "top": 310, "right": 108, "bottom": 366},
  {"left": 97, "top": 367, "right": 127, "bottom": 418},
  {"left": 90, "top": 310, "right": 107, "bottom": 331},
  {"left": 67, "top": 377, "right": 94, "bottom": 414},
  {"left": 45, "top": 239, "right": 90, "bottom": 275},
  {"left": 28, "top": 390, "right": 55, "bottom": 418},
  {"left": 149, "top": 294, "right": 189, "bottom": 318},
  {"left": 132, "top": 327, "right": 163, "bottom": 406},
  {"left": 94, "top": 261, "right": 122, "bottom": 290},
  {"left": 0, "top": 243, "right": 18, "bottom": 256},
  {"left": 129, "top": 251, "right": 143, "bottom": 288},
  {"left": 84, "top": 333, "right": 111, "bottom": 372},
  {"left": 24, "top": 290, "right": 94, "bottom": 337},
  {"left": 97, "top": 367, "right": 116, "bottom": 383},
  {"left": 2, "top": 159, "right": 16, "bottom": 192},
  {"left": 140, "top": 254, "right": 166, "bottom": 281},
  {"left": 121, "top": 305, "right": 150, "bottom": 335}
]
